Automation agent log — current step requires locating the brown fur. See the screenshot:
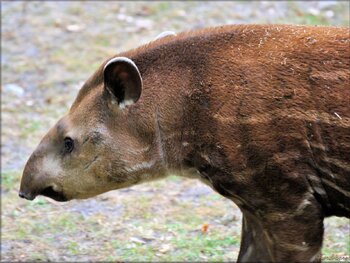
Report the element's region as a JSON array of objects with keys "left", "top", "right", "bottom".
[{"left": 20, "top": 24, "right": 350, "bottom": 262}]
